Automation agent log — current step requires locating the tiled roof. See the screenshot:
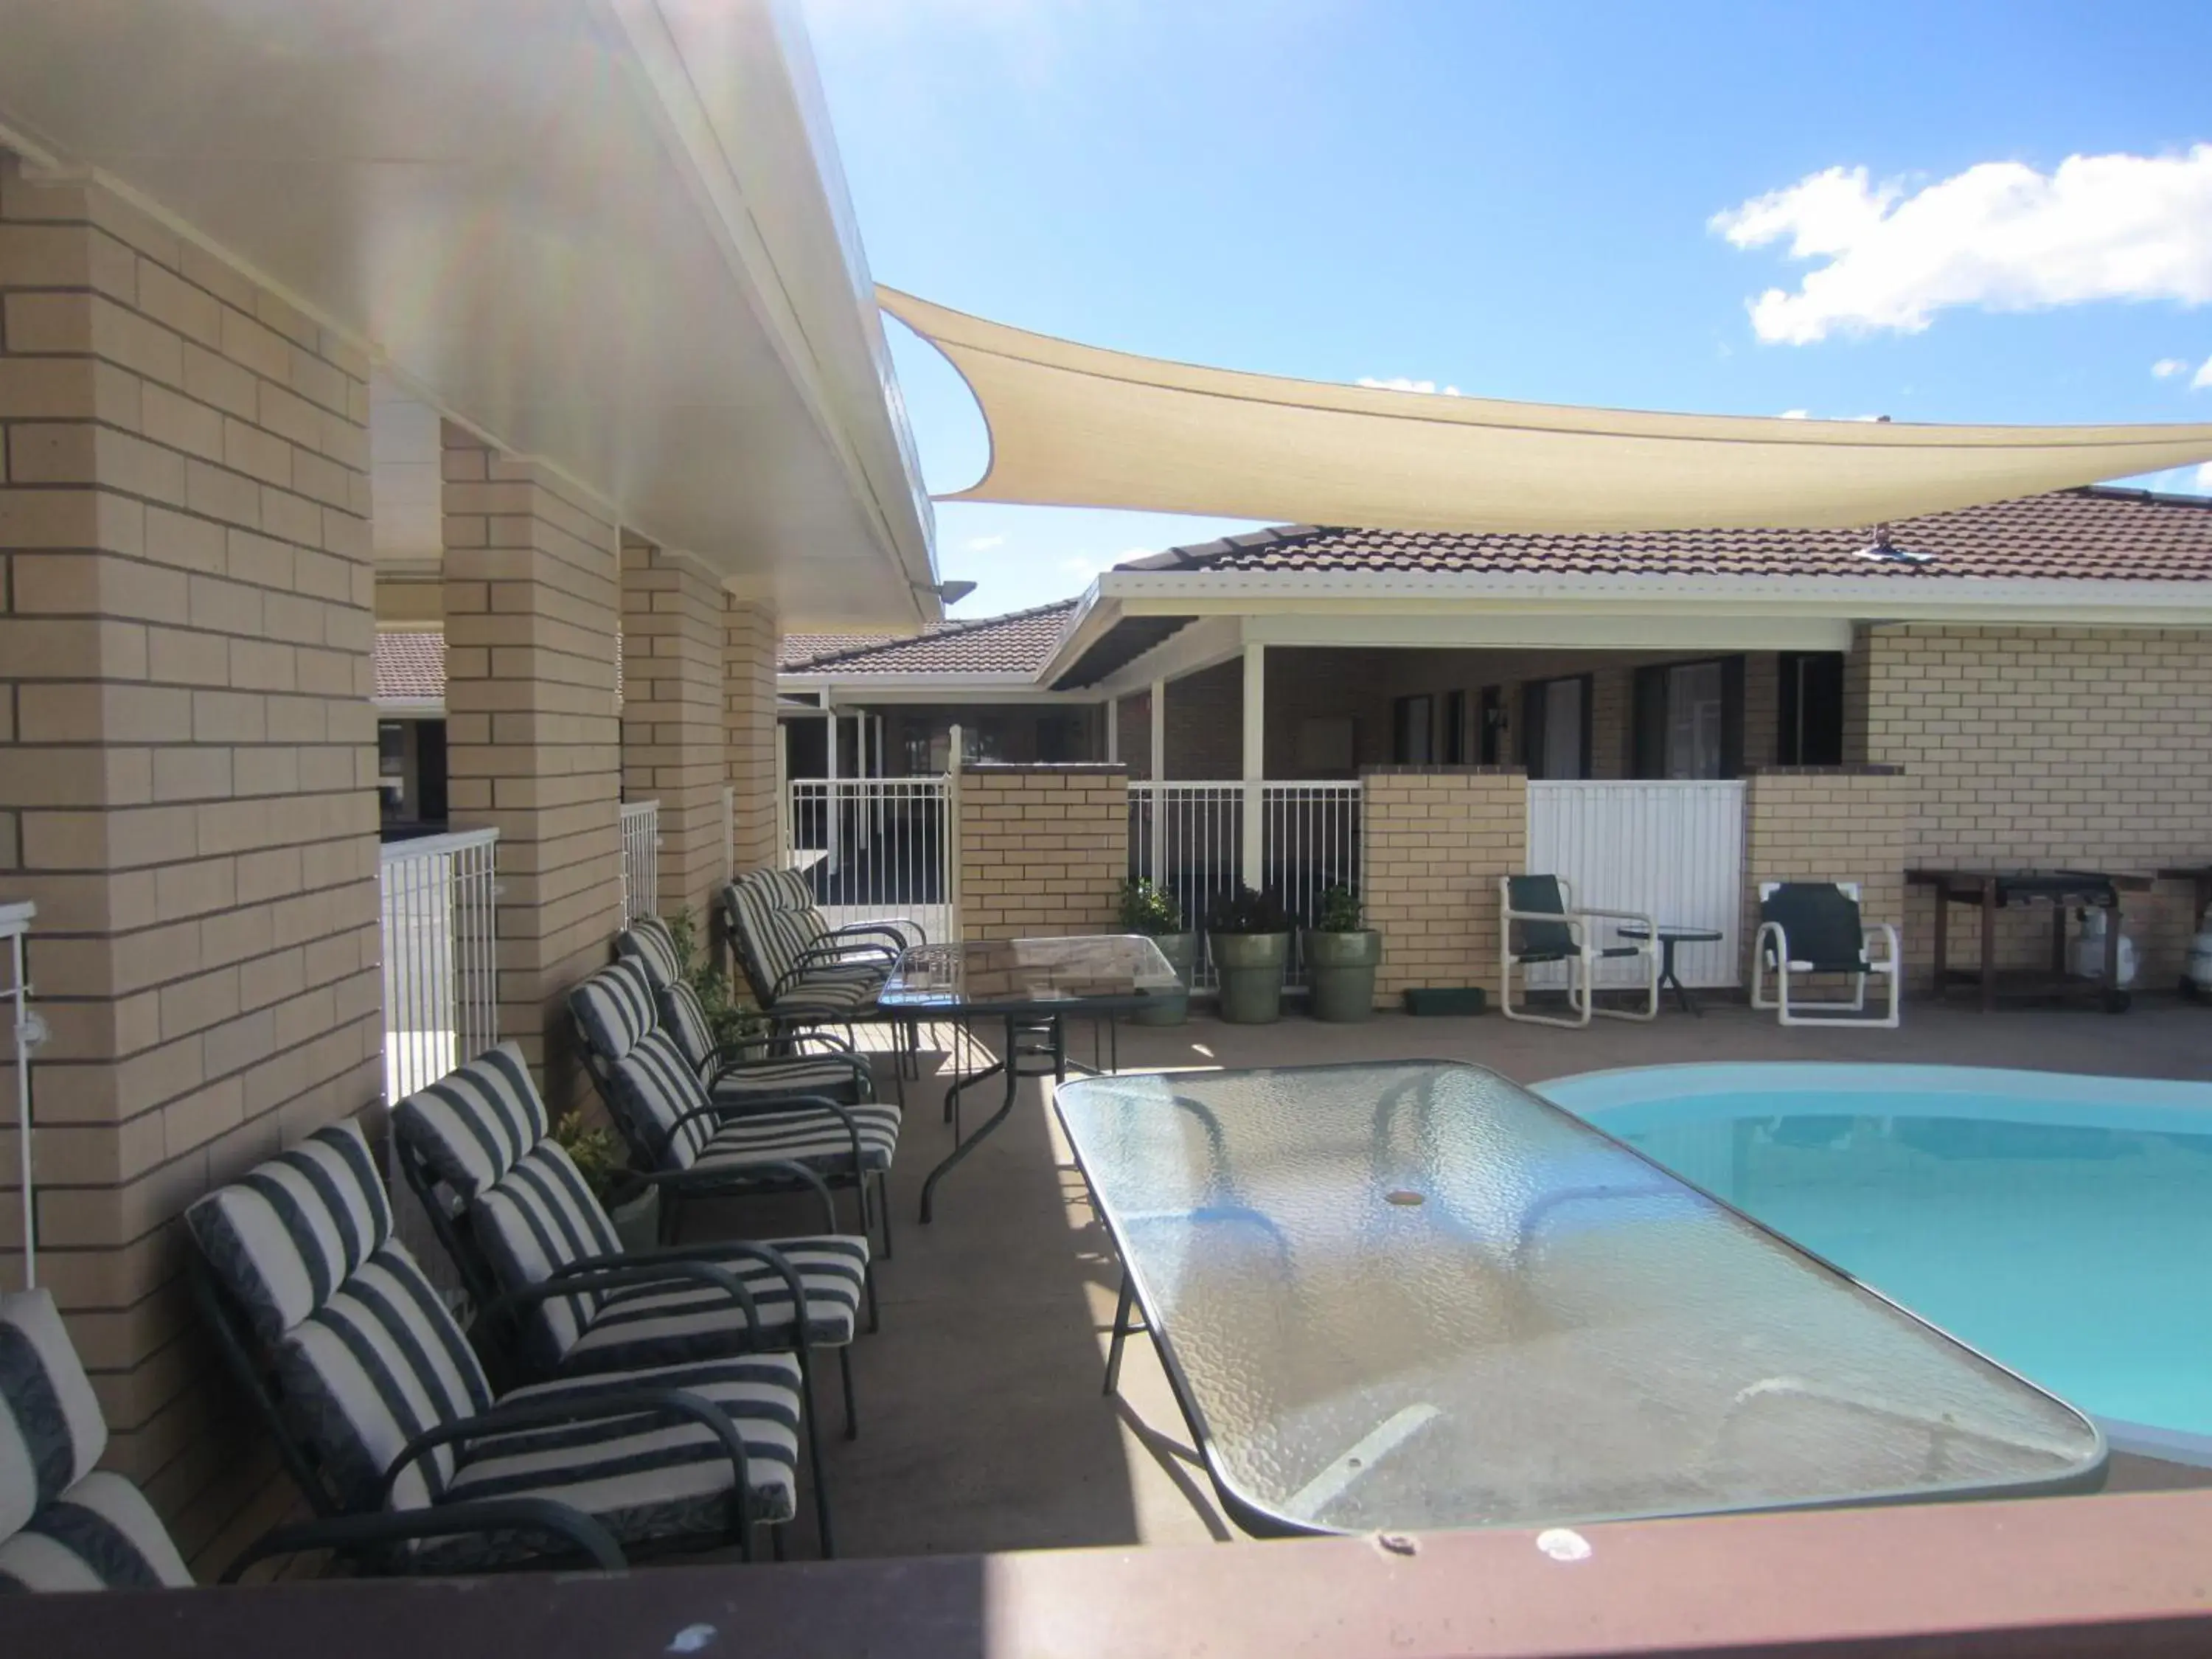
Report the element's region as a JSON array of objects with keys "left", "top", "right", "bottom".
[
  {"left": 374, "top": 630, "right": 445, "bottom": 701},
  {"left": 1115, "top": 487, "right": 2212, "bottom": 582},
  {"left": 778, "top": 600, "right": 1079, "bottom": 675}
]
